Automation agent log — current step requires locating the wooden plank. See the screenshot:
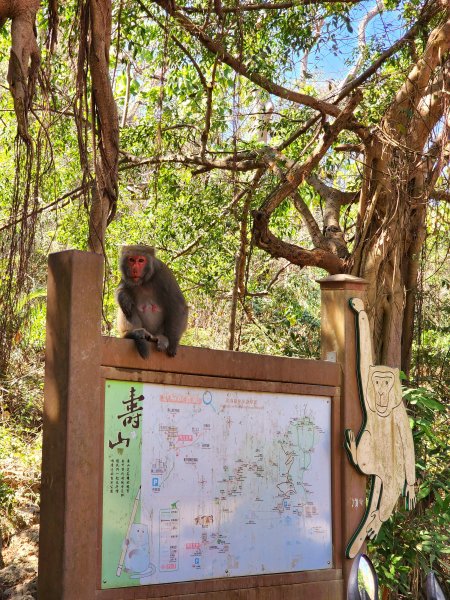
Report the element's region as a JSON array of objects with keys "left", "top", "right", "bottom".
[
  {"left": 331, "top": 389, "right": 343, "bottom": 569},
  {"left": 94, "top": 569, "right": 343, "bottom": 599},
  {"left": 102, "top": 337, "right": 340, "bottom": 387},
  {"left": 100, "top": 366, "right": 339, "bottom": 398},
  {"left": 318, "top": 275, "right": 368, "bottom": 586}
]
